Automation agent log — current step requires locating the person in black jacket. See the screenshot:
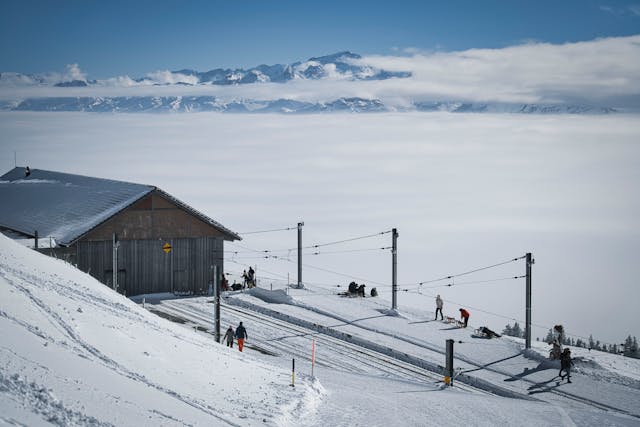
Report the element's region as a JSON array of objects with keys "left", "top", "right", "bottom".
[
  {"left": 222, "top": 326, "right": 234, "bottom": 348},
  {"left": 235, "top": 321, "right": 248, "bottom": 352},
  {"left": 479, "top": 326, "right": 501, "bottom": 339},
  {"left": 348, "top": 281, "right": 358, "bottom": 294},
  {"left": 559, "top": 348, "right": 574, "bottom": 383}
]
